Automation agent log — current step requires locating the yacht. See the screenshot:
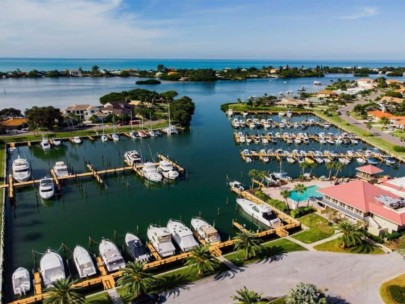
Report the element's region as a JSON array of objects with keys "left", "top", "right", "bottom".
[
  {"left": 167, "top": 219, "right": 199, "bottom": 252},
  {"left": 73, "top": 136, "right": 81, "bottom": 144},
  {"left": 124, "top": 150, "right": 142, "bottom": 165},
  {"left": 367, "top": 157, "right": 378, "bottom": 165},
  {"left": 12, "top": 267, "right": 31, "bottom": 295},
  {"left": 41, "top": 138, "right": 51, "bottom": 150},
  {"left": 232, "top": 118, "right": 240, "bottom": 128},
  {"left": 73, "top": 245, "right": 97, "bottom": 278},
  {"left": 53, "top": 161, "right": 69, "bottom": 178},
  {"left": 12, "top": 156, "right": 31, "bottom": 182},
  {"left": 125, "top": 233, "right": 150, "bottom": 263},
  {"left": 40, "top": 249, "right": 65, "bottom": 288},
  {"left": 99, "top": 239, "right": 125, "bottom": 272},
  {"left": 229, "top": 180, "right": 244, "bottom": 192},
  {"left": 385, "top": 157, "right": 396, "bottom": 165},
  {"left": 39, "top": 177, "right": 55, "bottom": 200},
  {"left": 52, "top": 138, "right": 62, "bottom": 146},
  {"left": 236, "top": 198, "right": 281, "bottom": 228},
  {"left": 356, "top": 158, "right": 367, "bottom": 165},
  {"left": 191, "top": 217, "right": 221, "bottom": 244},
  {"left": 147, "top": 225, "right": 176, "bottom": 257},
  {"left": 157, "top": 160, "right": 179, "bottom": 180},
  {"left": 141, "top": 162, "right": 163, "bottom": 182}
]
